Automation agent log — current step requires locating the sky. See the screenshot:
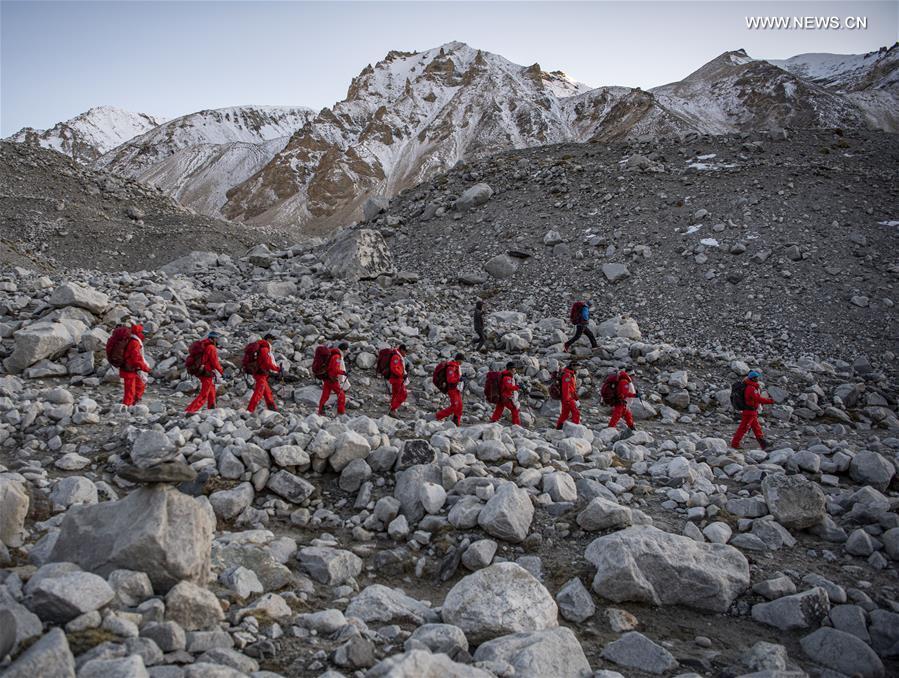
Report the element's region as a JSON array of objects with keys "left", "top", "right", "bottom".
[{"left": 1, "top": 0, "right": 897, "bottom": 135}]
